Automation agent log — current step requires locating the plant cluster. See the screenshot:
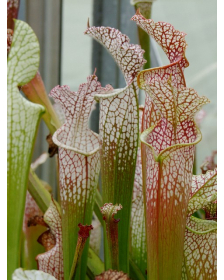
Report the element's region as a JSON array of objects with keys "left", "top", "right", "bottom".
[{"left": 7, "top": 1, "right": 217, "bottom": 280}]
